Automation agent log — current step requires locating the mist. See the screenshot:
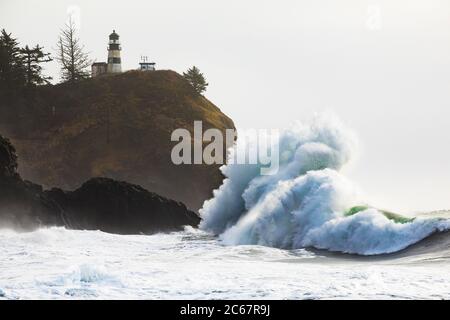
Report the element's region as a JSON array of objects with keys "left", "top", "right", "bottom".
[{"left": 1, "top": 0, "right": 450, "bottom": 212}]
